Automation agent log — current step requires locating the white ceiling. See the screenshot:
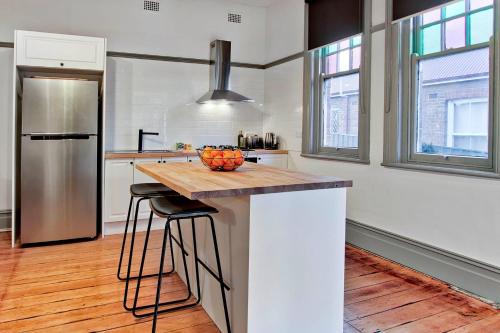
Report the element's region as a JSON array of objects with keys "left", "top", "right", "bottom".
[{"left": 229, "top": 0, "right": 281, "bottom": 7}]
